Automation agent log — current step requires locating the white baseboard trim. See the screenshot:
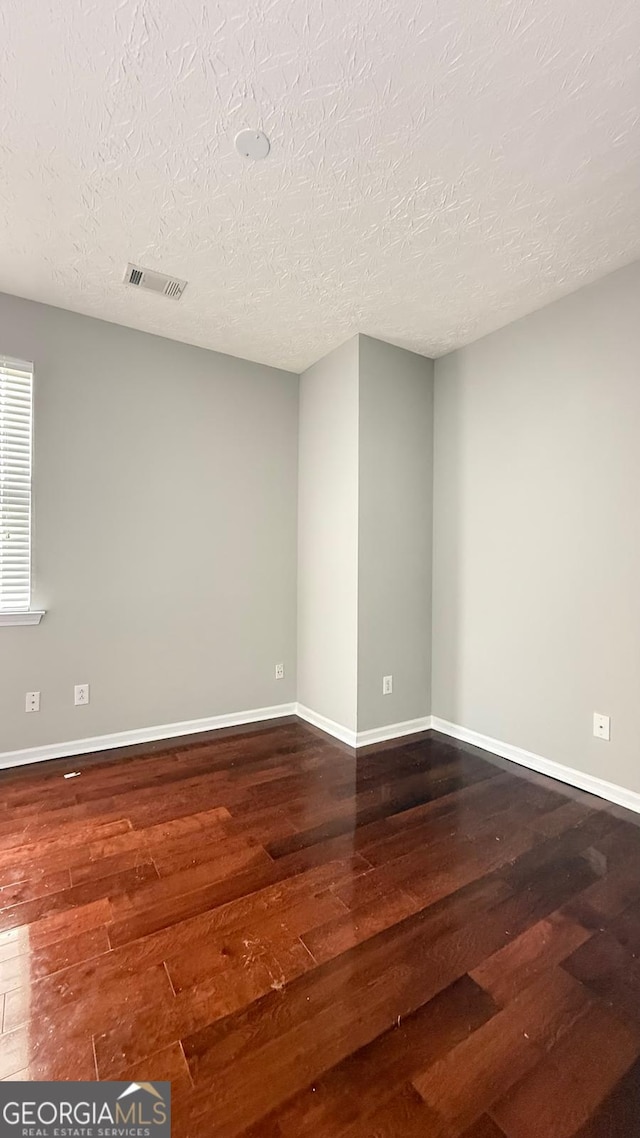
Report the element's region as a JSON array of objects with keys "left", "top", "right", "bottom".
[
  {"left": 295, "top": 705, "right": 432, "bottom": 749},
  {"left": 295, "top": 705, "right": 358, "bottom": 747},
  {"left": 0, "top": 703, "right": 298, "bottom": 771},
  {"left": 7, "top": 704, "right": 637, "bottom": 818},
  {"left": 431, "top": 716, "right": 640, "bottom": 817},
  {"left": 355, "top": 716, "right": 433, "bottom": 747}
]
